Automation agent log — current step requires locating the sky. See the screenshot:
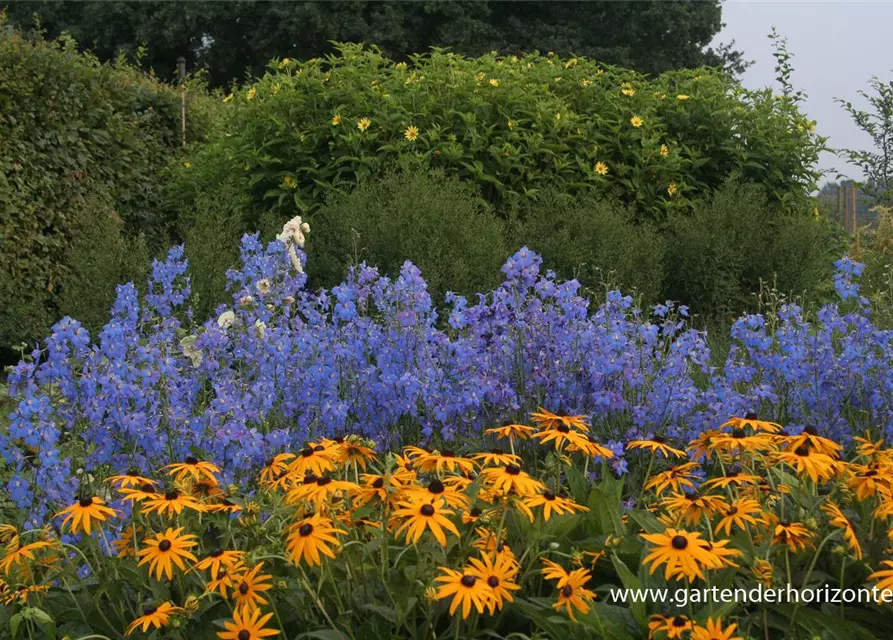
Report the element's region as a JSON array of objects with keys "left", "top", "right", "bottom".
[{"left": 712, "top": 0, "right": 893, "bottom": 184}]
